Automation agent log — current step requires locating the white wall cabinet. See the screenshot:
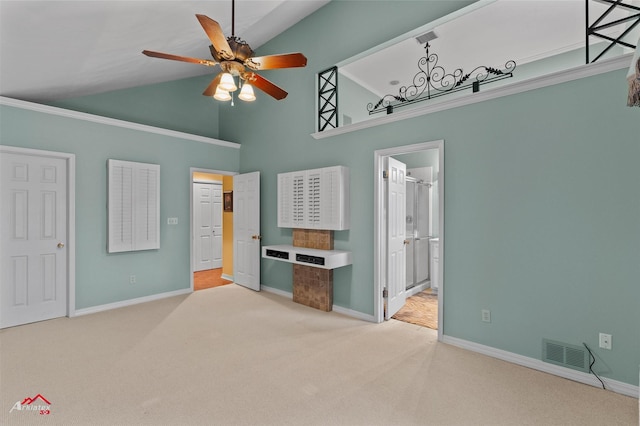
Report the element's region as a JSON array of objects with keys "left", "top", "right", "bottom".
[{"left": 277, "top": 166, "right": 350, "bottom": 230}]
